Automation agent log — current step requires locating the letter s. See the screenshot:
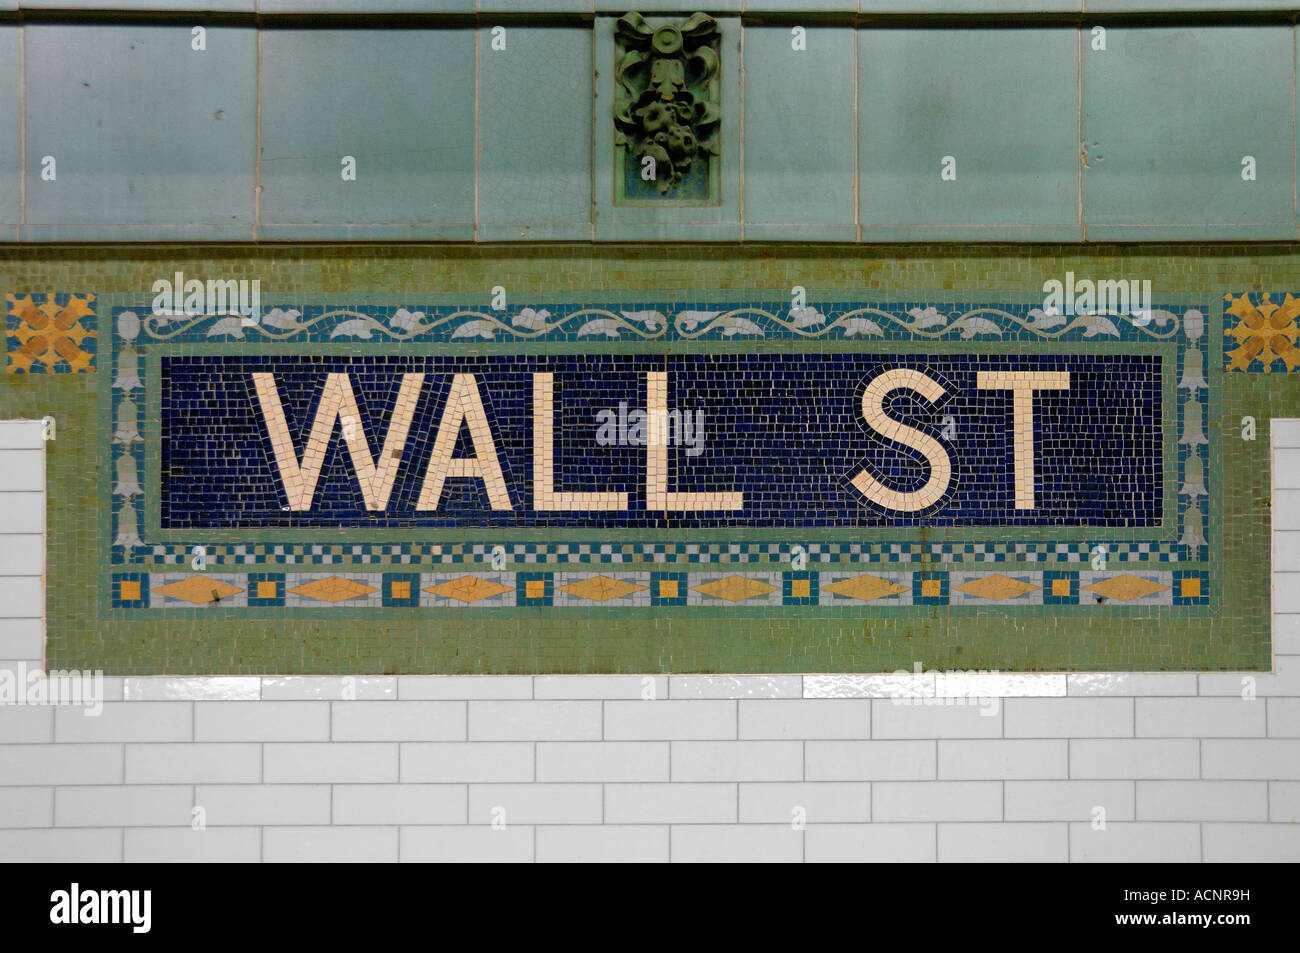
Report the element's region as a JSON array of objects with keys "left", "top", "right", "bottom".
[{"left": 850, "top": 368, "right": 952, "bottom": 512}]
